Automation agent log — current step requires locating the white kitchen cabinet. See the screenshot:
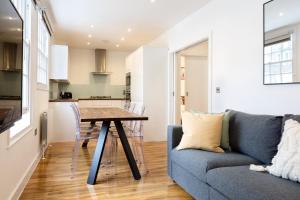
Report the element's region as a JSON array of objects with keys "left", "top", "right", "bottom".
[
  {"left": 48, "top": 102, "right": 76, "bottom": 142},
  {"left": 48, "top": 100, "right": 126, "bottom": 143},
  {"left": 50, "top": 45, "right": 69, "bottom": 80}
]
